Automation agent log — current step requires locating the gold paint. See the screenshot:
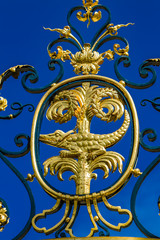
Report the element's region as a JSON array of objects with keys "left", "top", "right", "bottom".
[
  {"left": 31, "top": 75, "right": 139, "bottom": 202},
  {"left": 93, "top": 195, "right": 132, "bottom": 230},
  {"left": 65, "top": 200, "right": 78, "bottom": 237},
  {"left": 77, "top": 0, "right": 101, "bottom": 27},
  {"left": 44, "top": 26, "right": 83, "bottom": 51},
  {"left": 86, "top": 198, "right": 98, "bottom": 236},
  {"left": 40, "top": 84, "right": 130, "bottom": 195},
  {"left": 0, "top": 201, "right": 9, "bottom": 232},
  {"left": 45, "top": 24, "right": 133, "bottom": 75},
  {"left": 26, "top": 173, "right": 35, "bottom": 182},
  {"left": 0, "top": 65, "right": 33, "bottom": 89},
  {"left": 31, "top": 75, "right": 139, "bottom": 237},
  {"left": 0, "top": 97, "right": 7, "bottom": 111},
  {"left": 131, "top": 168, "right": 142, "bottom": 177},
  {"left": 145, "top": 58, "right": 160, "bottom": 66},
  {"left": 32, "top": 199, "right": 70, "bottom": 234}
]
